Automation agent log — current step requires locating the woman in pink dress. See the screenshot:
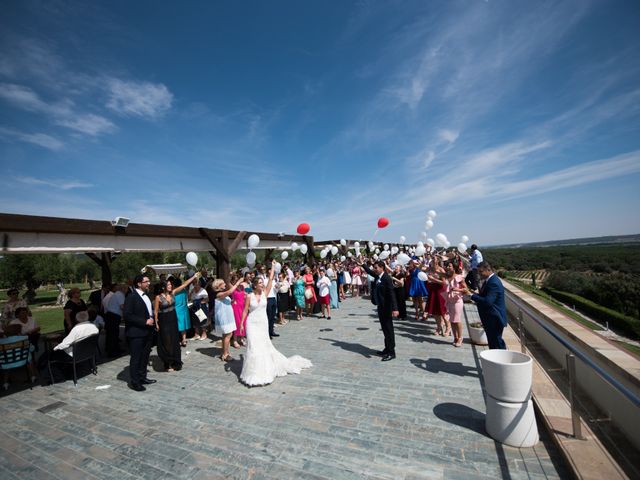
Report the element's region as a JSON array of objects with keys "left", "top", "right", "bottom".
[
  {"left": 230, "top": 274, "right": 247, "bottom": 347},
  {"left": 444, "top": 262, "right": 467, "bottom": 347},
  {"left": 350, "top": 264, "right": 363, "bottom": 297}
]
